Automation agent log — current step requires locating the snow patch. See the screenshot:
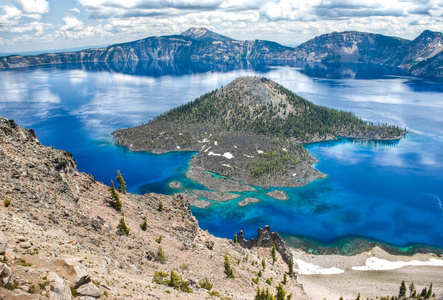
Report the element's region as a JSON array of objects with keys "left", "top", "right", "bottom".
[
  {"left": 177, "top": 146, "right": 180, "bottom": 149},
  {"left": 214, "top": 141, "right": 218, "bottom": 146},
  {"left": 223, "top": 152, "right": 234, "bottom": 159},
  {"left": 257, "top": 150, "right": 264, "bottom": 154},
  {"left": 352, "top": 257, "right": 443, "bottom": 271},
  {"left": 208, "top": 151, "right": 221, "bottom": 157},
  {"left": 283, "top": 148, "right": 287, "bottom": 152},
  {"left": 295, "top": 259, "right": 344, "bottom": 275}
]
